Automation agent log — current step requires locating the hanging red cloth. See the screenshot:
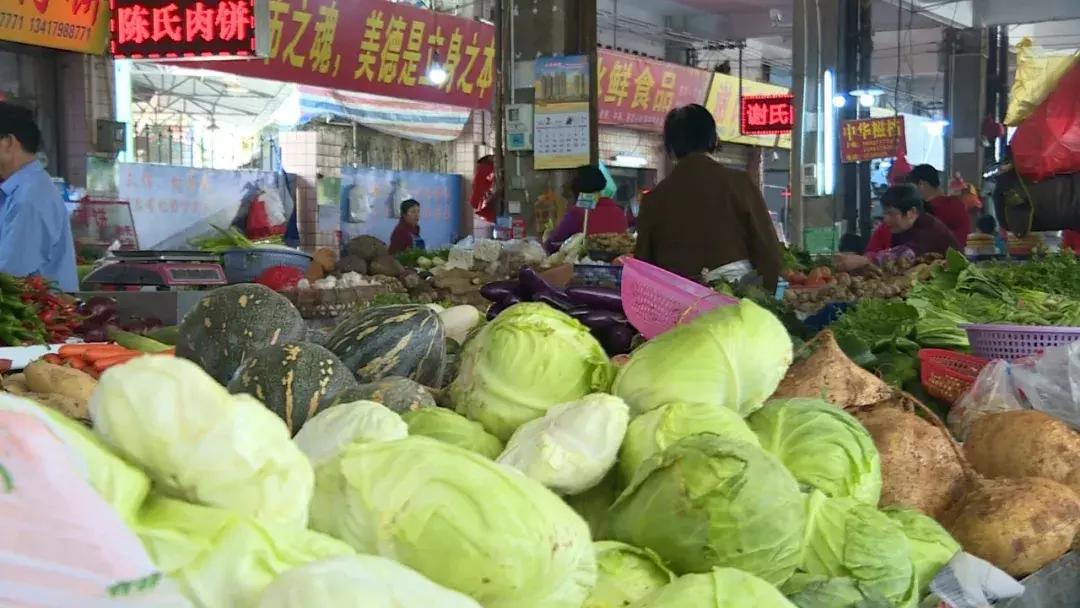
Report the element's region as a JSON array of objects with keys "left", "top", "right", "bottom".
[
  {"left": 1012, "top": 61, "right": 1080, "bottom": 181},
  {"left": 470, "top": 156, "right": 497, "bottom": 223},
  {"left": 888, "top": 151, "right": 913, "bottom": 185}
]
